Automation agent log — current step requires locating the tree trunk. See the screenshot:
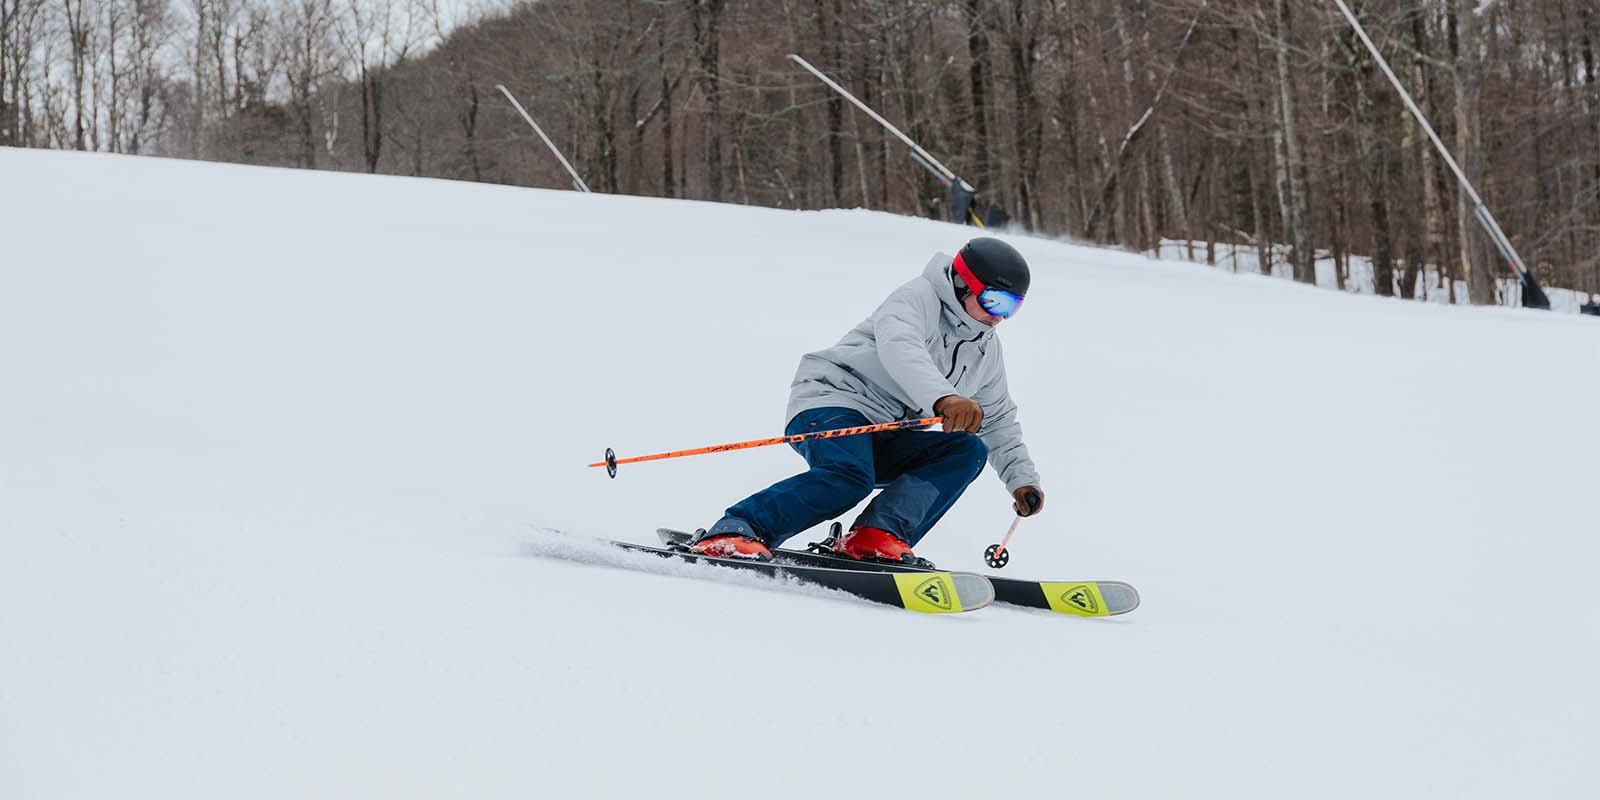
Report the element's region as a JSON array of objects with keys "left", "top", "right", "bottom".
[
  {"left": 1367, "top": 112, "right": 1397, "bottom": 296},
  {"left": 1344, "top": 8, "right": 1395, "bottom": 296},
  {"left": 817, "top": 0, "right": 842, "bottom": 205},
  {"left": 659, "top": 26, "right": 676, "bottom": 198},
  {"left": 589, "top": 60, "right": 616, "bottom": 192},
  {"left": 1137, "top": 0, "right": 1187, "bottom": 246},
  {"left": 787, "top": 80, "right": 804, "bottom": 207},
  {"left": 1006, "top": 0, "right": 1041, "bottom": 230},
  {"left": 965, "top": 0, "right": 991, "bottom": 193},
  {"left": 1580, "top": 3, "right": 1598, "bottom": 295},
  {"left": 461, "top": 80, "right": 481, "bottom": 182},
  {"left": 359, "top": 66, "right": 382, "bottom": 173},
  {"left": 1239, "top": 28, "right": 1272, "bottom": 277},
  {"left": 626, "top": 76, "right": 642, "bottom": 195},
  {"left": 1453, "top": 0, "right": 1494, "bottom": 304},
  {"left": 689, "top": 0, "right": 724, "bottom": 201},
  {"left": 65, "top": 0, "right": 88, "bottom": 150},
  {"left": 1404, "top": 11, "right": 1439, "bottom": 298},
  {"left": 868, "top": 31, "right": 889, "bottom": 209},
  {"left": 0, "top": 0, "right": 11, "bottom": 147},
  {"left": 107, "top": 7, "right": 121, "bottom": 152},
  {"left": 192, "top": 0, "right": 207, "bottom": 156},
  {"left": 1275, "top": 0, "right": 1315, "bottom": 284},
  {"left": 291, "top": 65, "right": 313, "bottom": 163}
]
